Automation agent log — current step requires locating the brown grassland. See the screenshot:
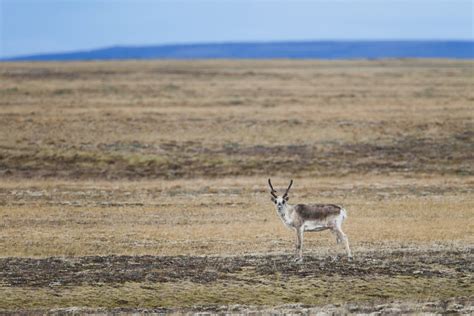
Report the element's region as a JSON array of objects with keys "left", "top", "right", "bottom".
[{"left": 0, "top": 59, "right": 473, "bottom": 314}]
